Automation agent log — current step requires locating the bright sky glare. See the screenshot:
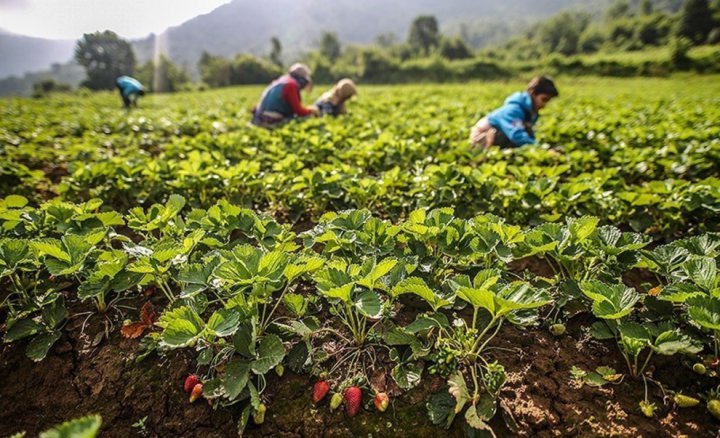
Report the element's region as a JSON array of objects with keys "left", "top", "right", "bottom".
[{"left": 0, "top": 0, "right": 231, "bottom": 40}]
